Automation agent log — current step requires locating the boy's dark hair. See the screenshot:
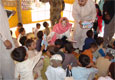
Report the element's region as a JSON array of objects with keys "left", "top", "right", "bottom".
[
  {"left": 36, "top": 23, "right": 41, "bottom": 27},
  {"left": 47, "top": 46, "right": 58, "bottom": 55},
  {"left": 37, "top": 31, "right": 43, "bottom": 39},
  {"left": 19, "top": 28, "right": 25, "bottom": 33},
  {"left": 19, "top": 36, "right": 27, "bottom": 46},
  {"left": 11, "top": 47, "right": 26, "bottom": 62},
  {"left": 79, "top": 54, "right": 90, "bottom": 67},
  {"left": 55, "top": 39, "right": 63, "bottom": 47},
  {"left": 25, "top": 39, "right": 34, "bottom": 48},
  {"left": 61, "top": 36, "right": 69, "bottom": 48},
  {"left": 90, "top": 42, "right": 98, "bottom": 48},
  {"left": 86, "top": 30, "right": 93, "bottom": 38},
  {"left": 10, "top": 30, "right": 13, "bottom": 36},
  {"left": 109, "top": 62, "right": 115, "bottom": 79},
  {"left": 65, "top": 42, "right": 74, "bottom": 53},
  {"left": 17, "top": 23, "right": 23, "bottom": 27},
  {"left": 96, "top": 37, "right": 104, "bottom": 46},
  {"left": 43, "top": 22, "right": 48, "bottom": 28}
]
